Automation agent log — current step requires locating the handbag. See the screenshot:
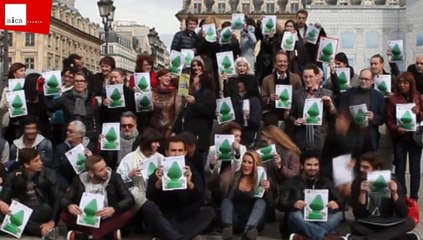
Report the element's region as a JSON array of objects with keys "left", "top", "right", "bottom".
[
  {"left": 413, "top": 122, "right": 423, "bottom": 148},
  {"left": 405, "top": 198, "right": 420, "bottom": 224}
]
